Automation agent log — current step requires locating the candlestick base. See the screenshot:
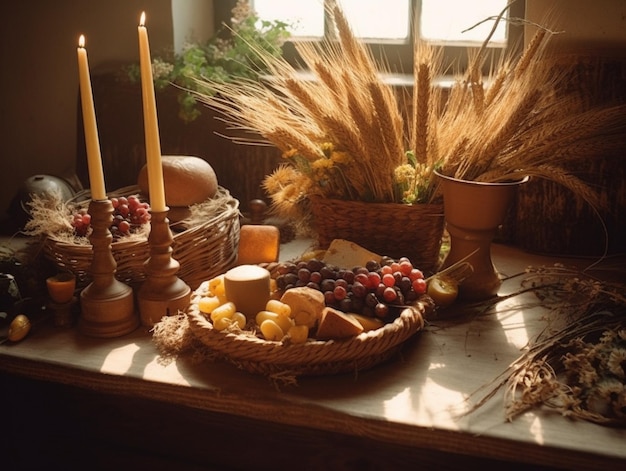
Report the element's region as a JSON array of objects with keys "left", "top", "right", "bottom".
[
  {"left": 138, "top": 279, "right": 191, "bottom": 326},
  {"left": 138, "top": 207, "right": 191, "bottom": 327},
  {"left": 80, "top": 281, "right": 138, "bottom": 337},
  {"left": 78, "top": 198, "right": 139, "bottom": 338}
]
